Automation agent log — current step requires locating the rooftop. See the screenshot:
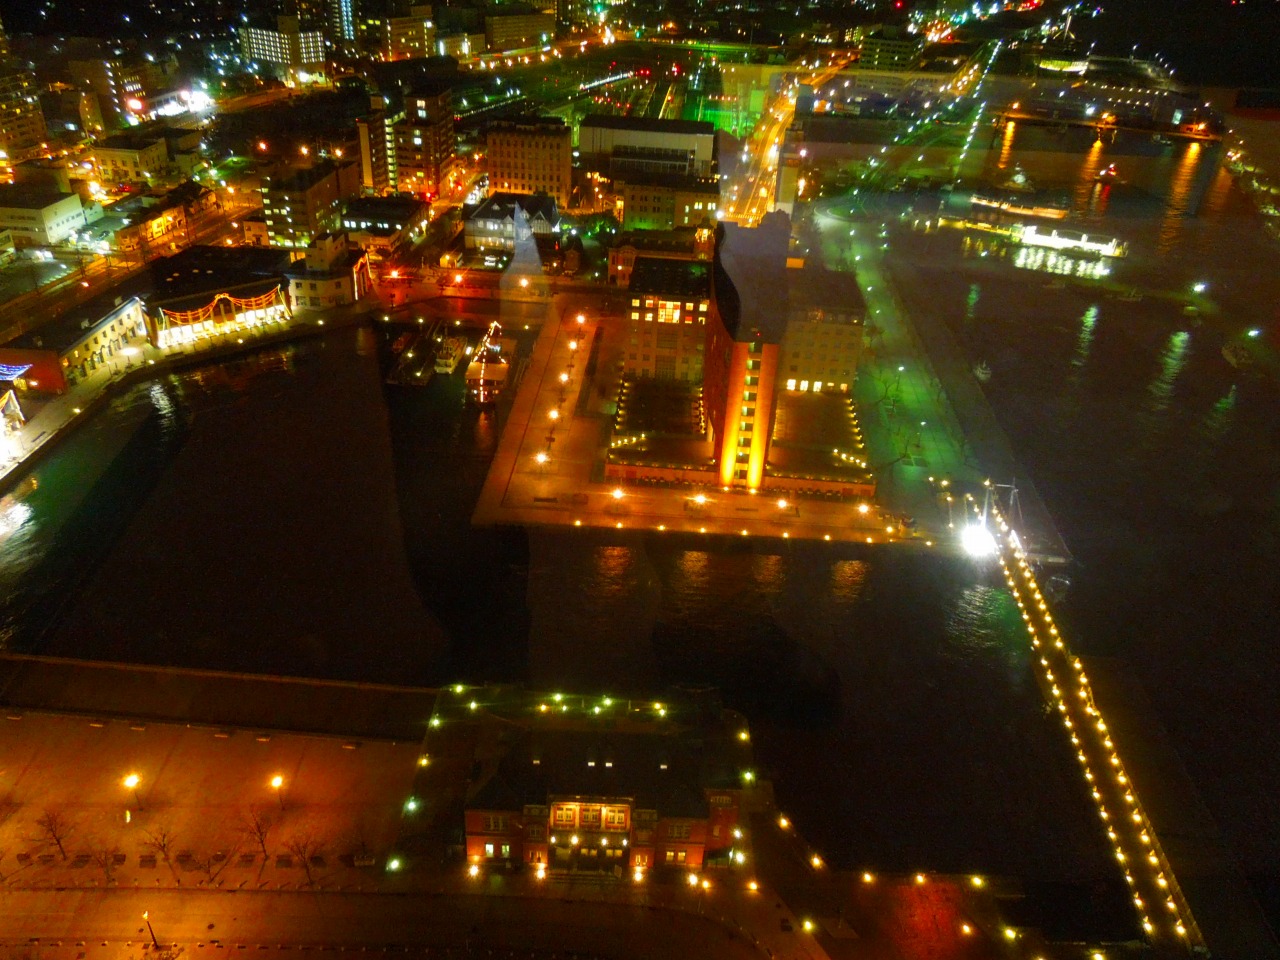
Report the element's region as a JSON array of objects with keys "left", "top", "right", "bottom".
[
  {"left": 465, "top": 695, "right": 749, "bottom": 819},
  {"left": 467, "top": 191, "right": 559, "bottom": 224},
  {"left": 787, "top": 262, "right": 867, "bottom": 318},
  {"left": 146, "top": 244, "right": 294, "bottom": 307},
  {"left": 5, "top": 284, "right": 149, "bottom": 355},
  {"left": 580, "top": 115, "right": 715, "bottom": 138},
  {"left": 263, "top": 159, "right": 349, "bottom": 193},
  {"left": 628, "top": 257, "right": 711, "bottom": 299},
  {"left": 0, "top": 184, "right": 79, "bottom": 210},
  {"left": 484, "top": 114, "right": 568, "bottom": 134},
  {"left": 0, "top": 653, "right": 438, "bottom": 742},
  {"left": 343, "top": 195, "right": 429, "bottom": 225},
  {"left": 98, "top": 133, "right": 164, "bottom": 152}
]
